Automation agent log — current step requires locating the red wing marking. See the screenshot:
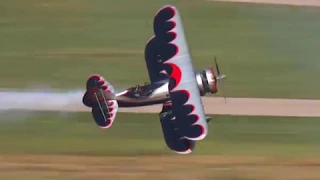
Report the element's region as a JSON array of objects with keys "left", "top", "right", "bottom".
[{"left": 167, "top": 63, "right": 182, "bottom": 89}]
